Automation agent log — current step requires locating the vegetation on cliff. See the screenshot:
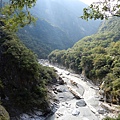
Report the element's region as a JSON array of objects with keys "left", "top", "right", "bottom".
[
  {"left": 0, "top": 0, "right": 58, "bottom": 118},
  {"left": 103, "top": 115, "right": 120, "bottom": 120},
  {"left": 0, "top": 105, "right": 10, "bottom": 120},
  {"left": 17, "top": 18, "right": 72, "bottom": 58},
  {"left": 0, "top": 24, "right": 57, "bottom": 117},
  {"left": 48, "top": 17, "right": 120, "bottom": 104}
]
